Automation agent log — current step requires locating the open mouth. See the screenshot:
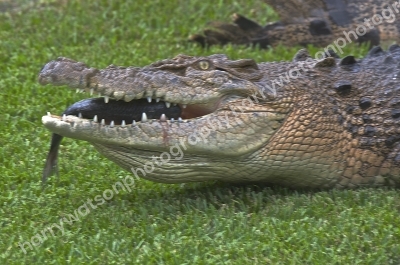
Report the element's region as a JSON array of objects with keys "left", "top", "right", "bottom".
[
  {"left": 62, "top": 95, "right": 220, "bottom": 126},
  {"left": 42, "top": 94, "right": 221, "bottom": 181}
]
